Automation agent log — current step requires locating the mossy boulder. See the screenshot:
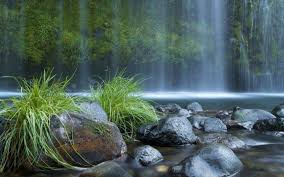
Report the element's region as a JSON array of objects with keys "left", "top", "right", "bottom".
[{"left": 47, "top": 112, "right": 127, "bottom": 167}]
